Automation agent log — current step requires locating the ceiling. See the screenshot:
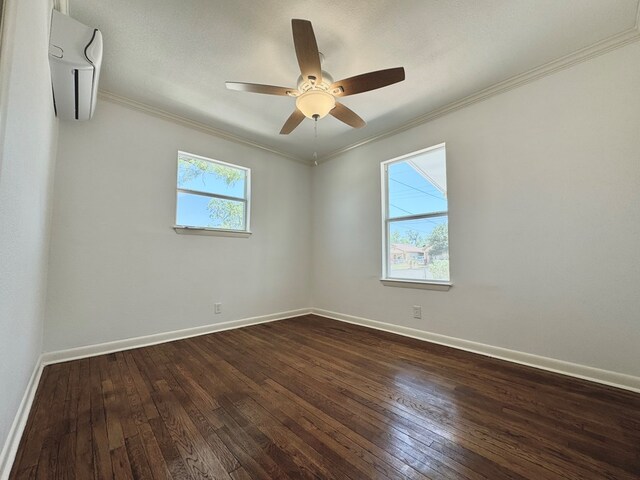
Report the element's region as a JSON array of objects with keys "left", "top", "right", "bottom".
[{"left": 70, "top": 0, "right": 640, "bottom": 162}]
